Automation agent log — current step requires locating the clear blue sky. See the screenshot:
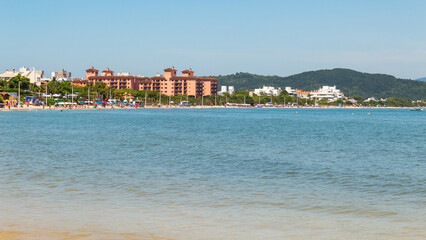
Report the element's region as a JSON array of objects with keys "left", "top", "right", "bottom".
[{"left": 1, "top": 0, "right": 425, "bottom": 79}]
